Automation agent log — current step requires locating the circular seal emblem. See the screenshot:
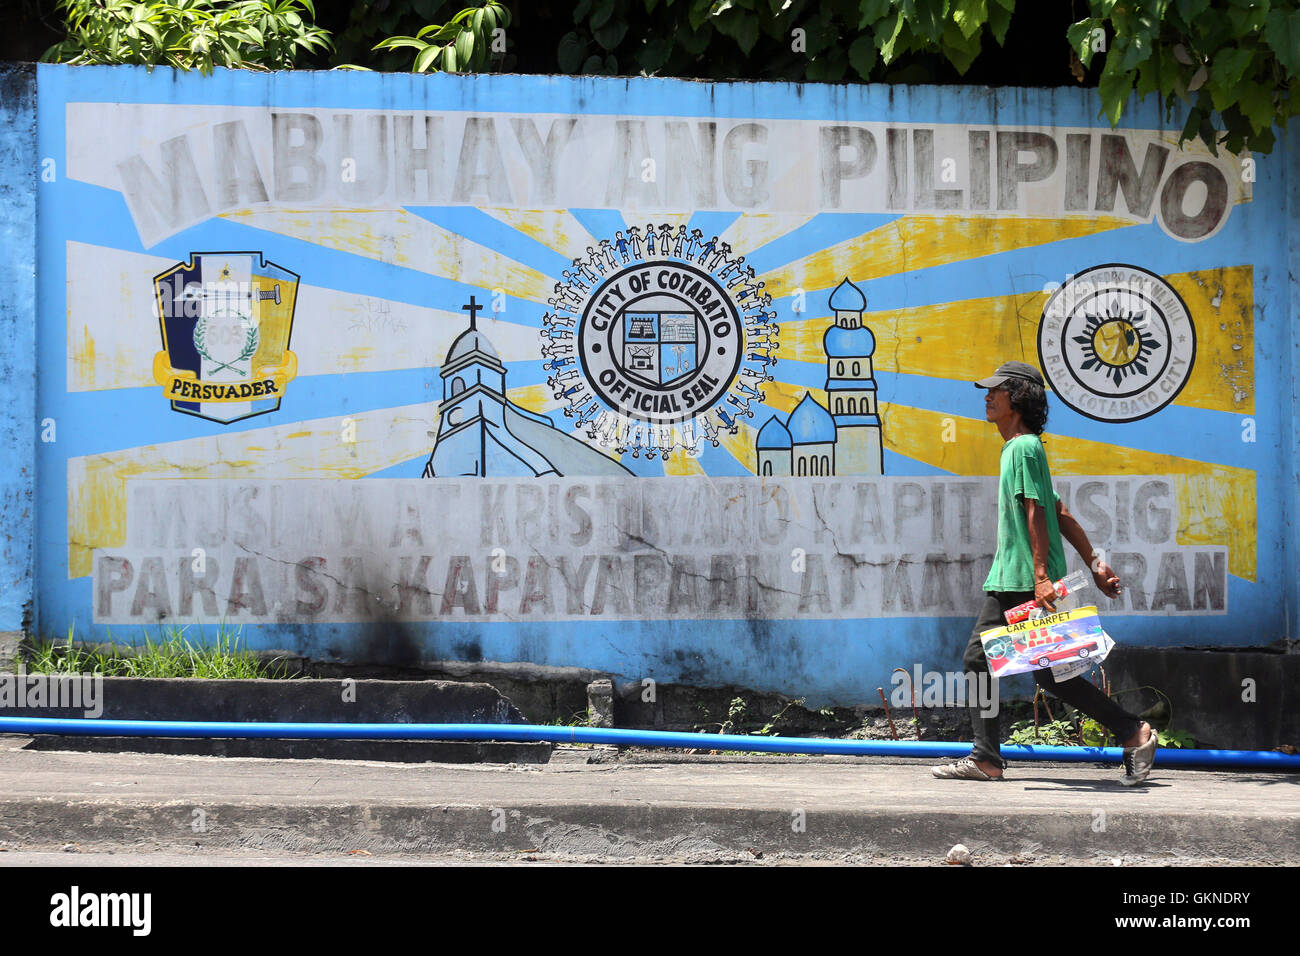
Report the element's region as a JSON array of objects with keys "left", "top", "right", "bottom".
[
  {"left": 1037, "top": 264, "right": 1195, "bottom": 423},
  {"left": 540, "top": 227, "right": 777, "bottom": 457}
]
